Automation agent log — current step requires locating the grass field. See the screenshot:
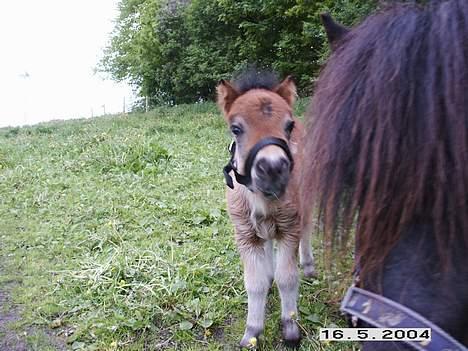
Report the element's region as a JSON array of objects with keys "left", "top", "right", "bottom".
[{"left": 0, "top": 101, "right": 356, "bottom": 350}]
